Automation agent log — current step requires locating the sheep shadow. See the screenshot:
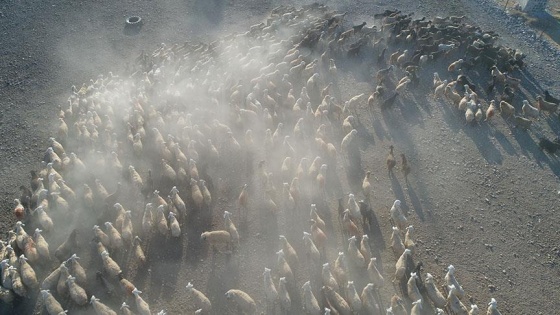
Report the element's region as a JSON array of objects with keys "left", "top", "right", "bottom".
[
  {"left": 405, "top": 182, "right": 425, "bottom": 222},
  {"left": 462, "top": 122, "right": 505, "bottom": 164},
  {"left": 344, "top": 144, "right": 364, "bottom": 189},
  {"left": 365, "top": 205, "right": 387, "bottom": 254},
  {"left": 147, "top": 233, "right": 184, "bottom": 301},
  {"left": 492, "top": 128, "right": 518, "bottom": 157},
  {"left": 369, "top": 108, "right": 392, "bottom": 141},
  {"left": 398, "top": 93, "right": 426, "bottom": 126},
  {"left": 354, "top": 114, "right": 376, "bottom": 148},
  {"left": 390, "top": 174, "right": 410, "bottom": 215}
]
